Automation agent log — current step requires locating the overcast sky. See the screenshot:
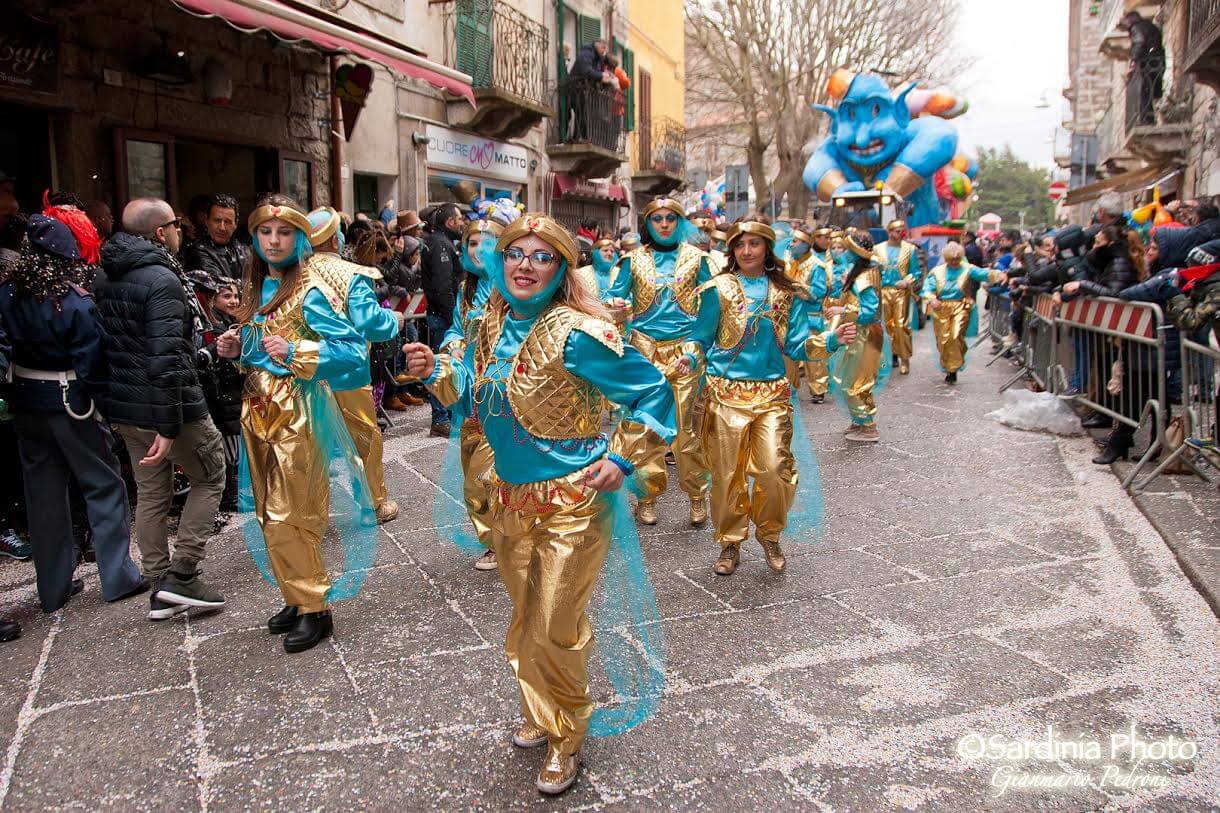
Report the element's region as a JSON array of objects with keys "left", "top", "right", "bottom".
[{"left": 952, "top": 0, "right": 1070, "bottom": 168}]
